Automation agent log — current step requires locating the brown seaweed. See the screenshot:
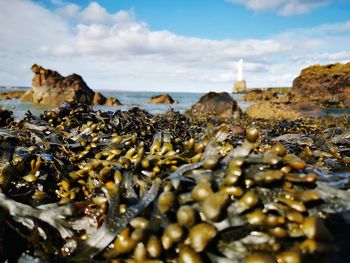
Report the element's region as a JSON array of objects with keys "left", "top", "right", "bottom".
[{"left": 0, "top": 102, "right": 350, "bottom": 262}]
